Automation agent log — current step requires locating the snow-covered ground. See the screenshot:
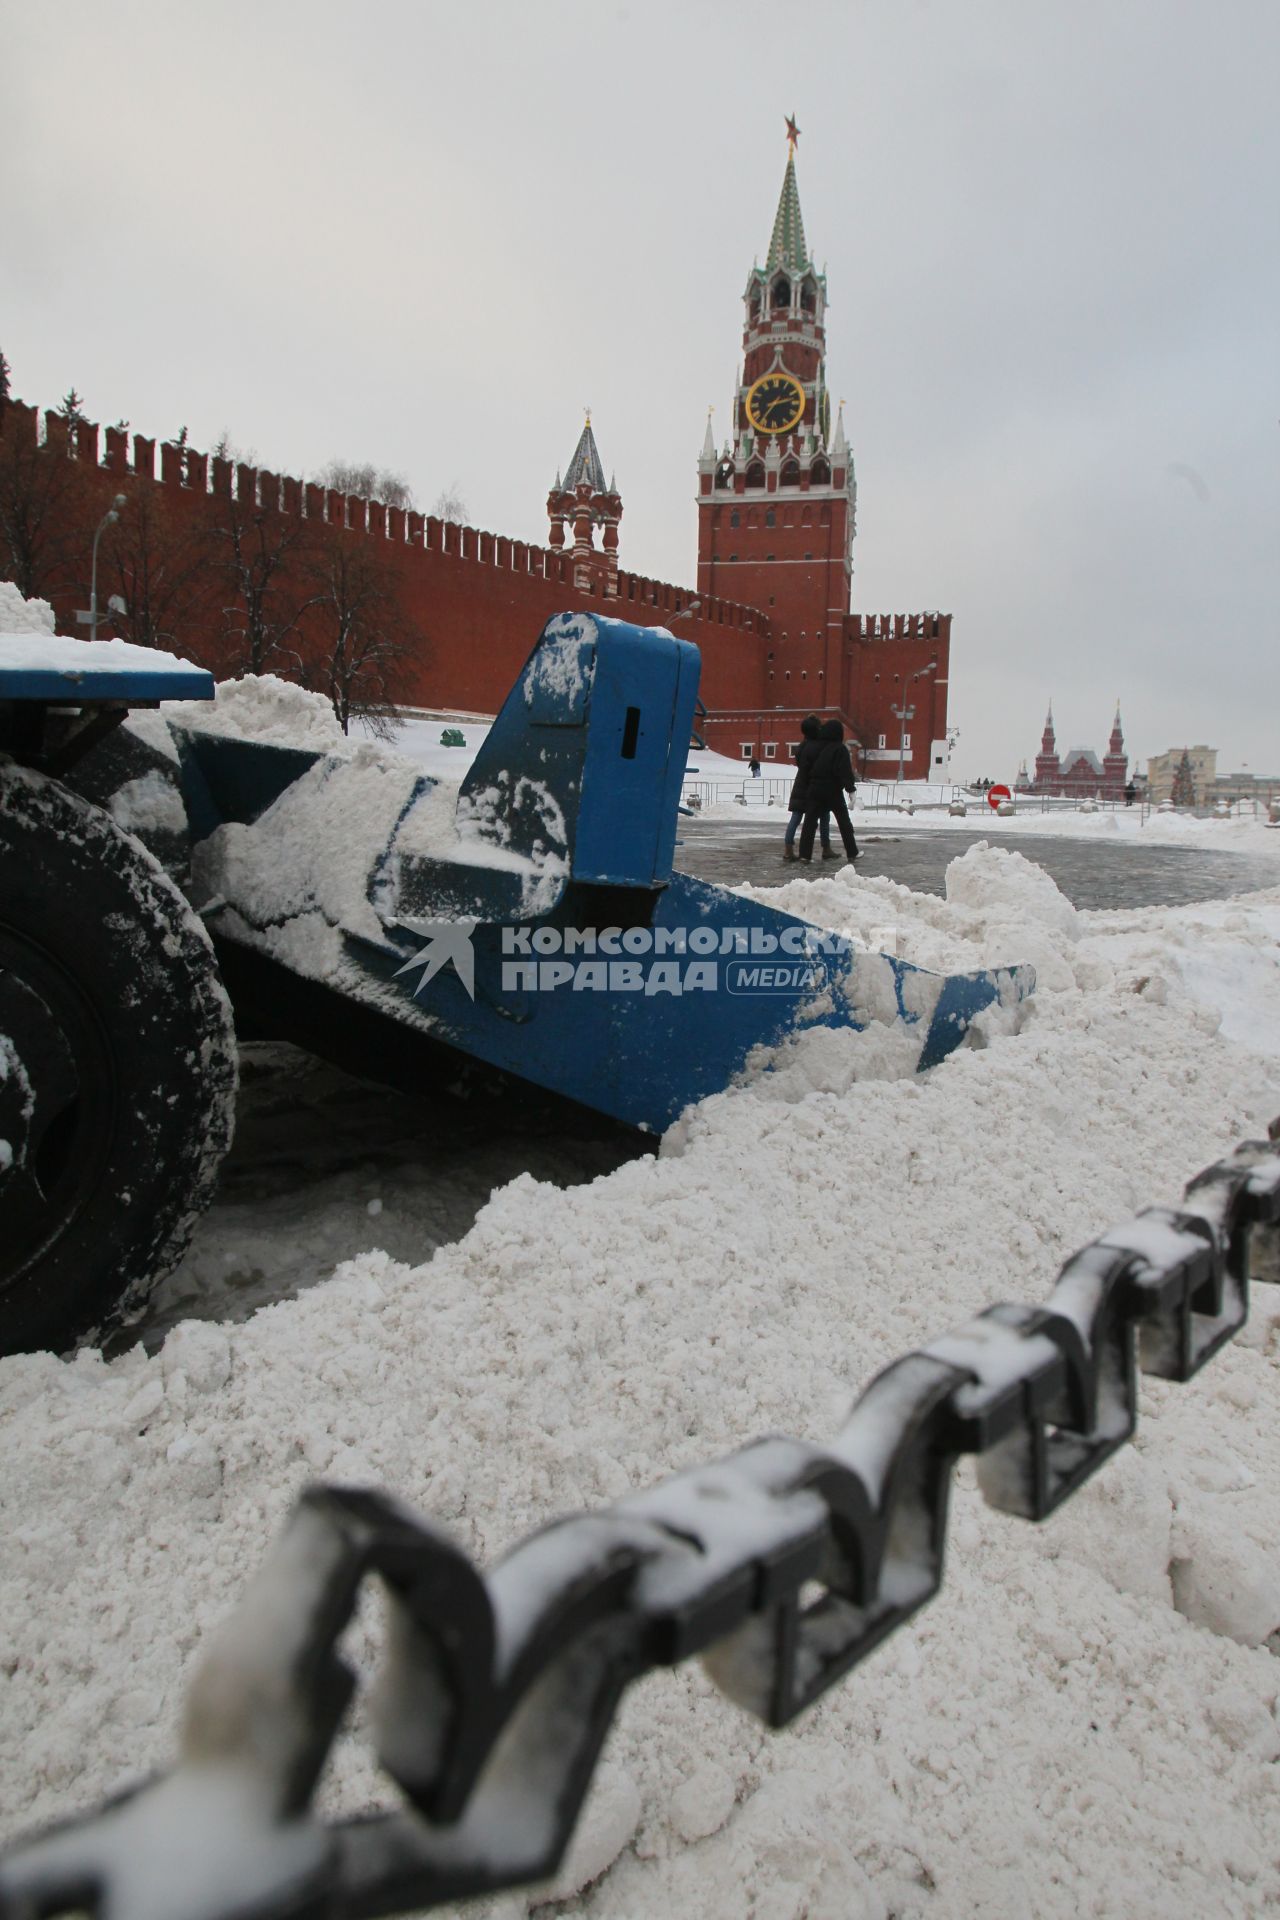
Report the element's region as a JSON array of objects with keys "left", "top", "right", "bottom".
[
  {"left": 726, "top": 797, "right": 1280, "bottom": 850},
  {"left": 4, "top": 816, "right": 1280, "bottom": 1915}
]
